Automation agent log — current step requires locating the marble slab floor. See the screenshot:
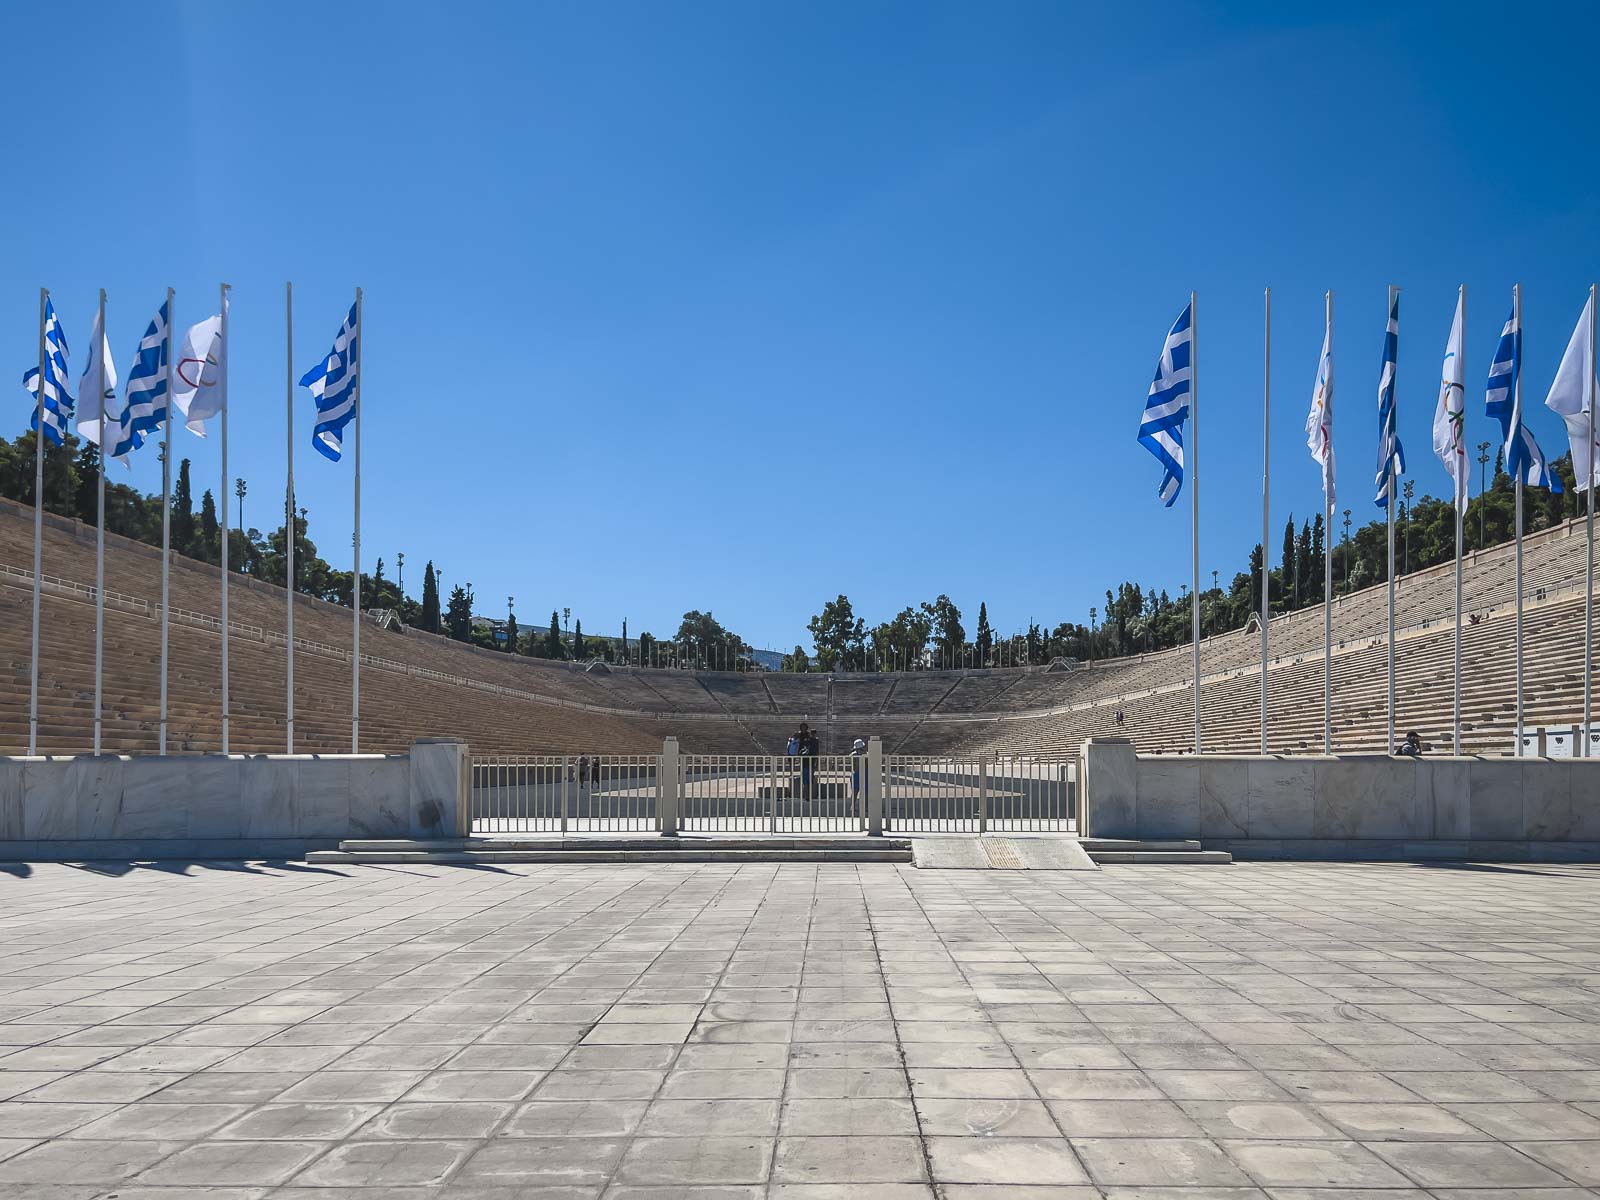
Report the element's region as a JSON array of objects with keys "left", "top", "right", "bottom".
[{"left": 1, "top": 858, "right": 1600, "bottom": 1197}]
